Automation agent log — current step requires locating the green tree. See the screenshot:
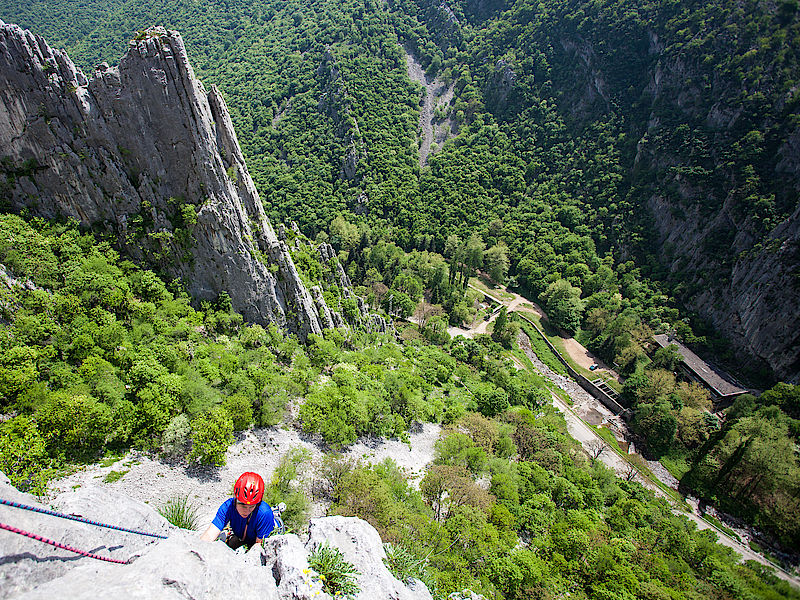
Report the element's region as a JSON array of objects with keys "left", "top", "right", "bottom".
[
  {"left": 188, "top": 408, "right": 233, "bottom": 466},
  {"left": 0, "top": 415, "right": 49, "bottom": 490},
  {"left": 35, "top": 393, "right": 111, "bottom": 462},
  {"left": 540, "top": 279, "right": 584, "bottom": 334},
  {"left": 632, "top": 402, "right": 677, "bottom": 457},
  {"left": 484, "top": 242, "right": 510, "bottom": 284}
]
